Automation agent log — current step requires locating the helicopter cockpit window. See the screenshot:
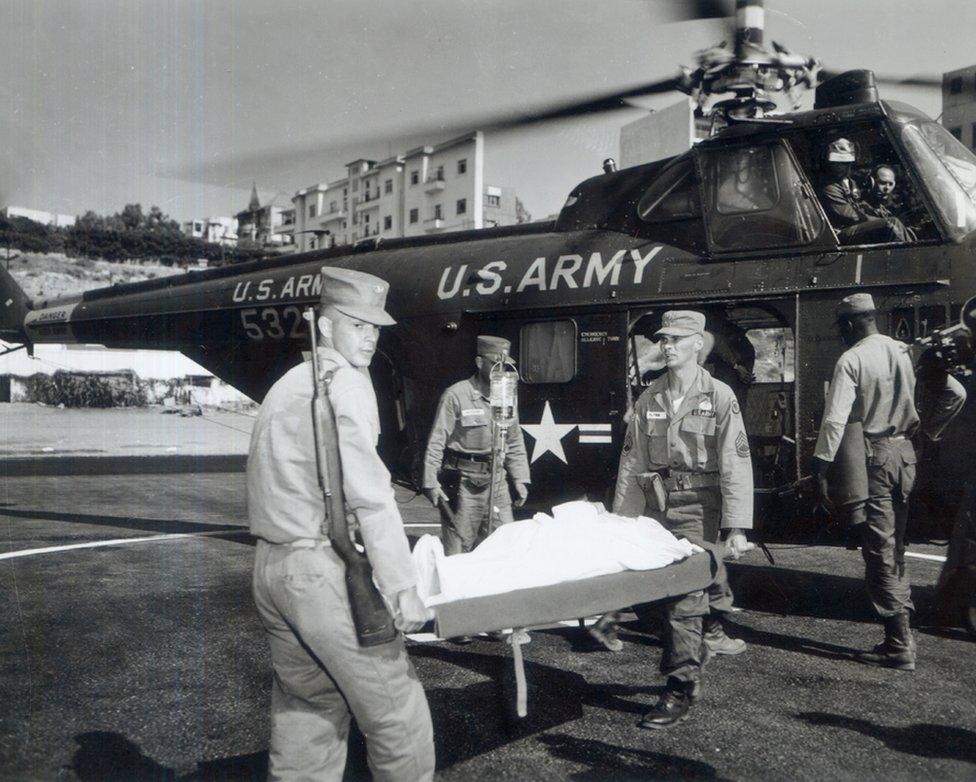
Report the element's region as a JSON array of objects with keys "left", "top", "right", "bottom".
[
  {"left": 898, "top": 119, "right": 976, "bottom": 241},
  {"left": 698, "top": 142, "right": 825, "bottom": 252},
  {"left": 519, "top": 320, "right": 577, "bottom": 383},
  {"left": 636, "top": 159, "right": 702, "bottom": 223}
]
